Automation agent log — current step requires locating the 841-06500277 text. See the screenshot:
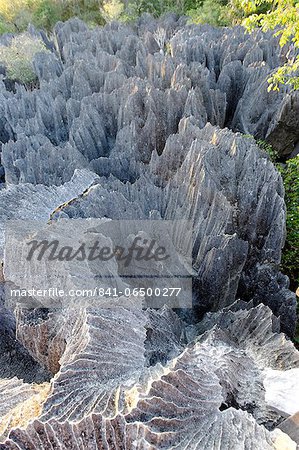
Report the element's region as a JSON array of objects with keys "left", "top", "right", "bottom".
[{"left": 9, "top": 287, "right": 182, "bottom": 298}]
